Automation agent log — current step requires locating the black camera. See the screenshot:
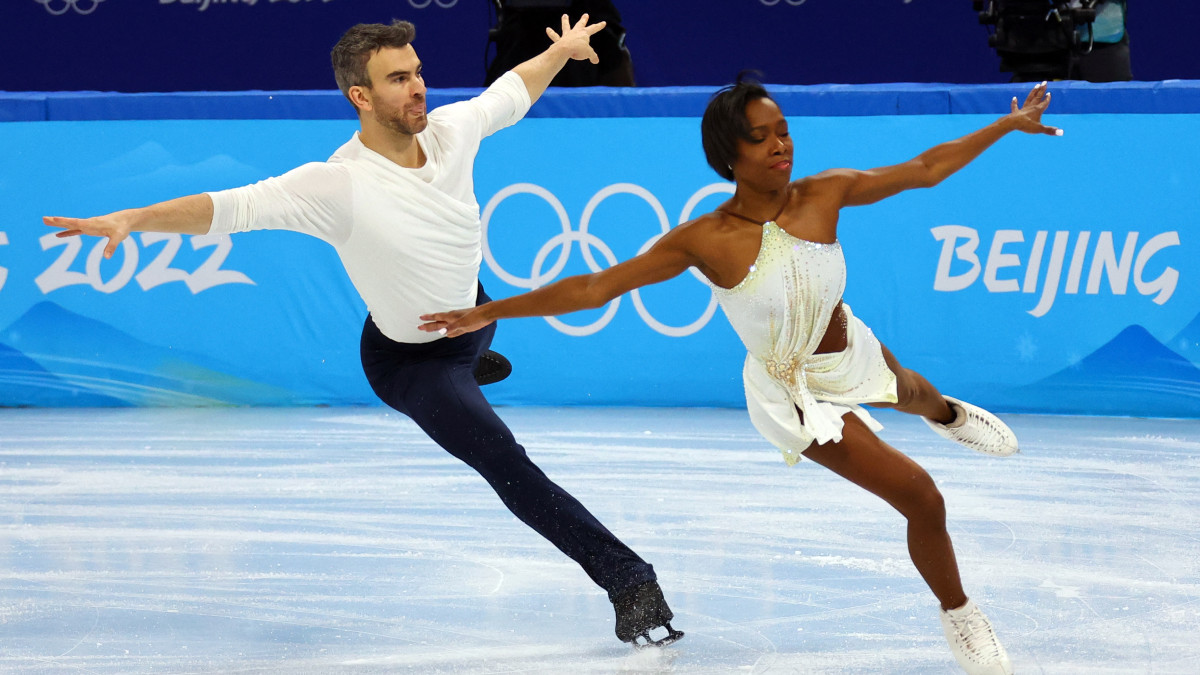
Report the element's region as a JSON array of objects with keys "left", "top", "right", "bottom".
[{"left": 973, "top": 1, "right": 1131, "bottom": 81}]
